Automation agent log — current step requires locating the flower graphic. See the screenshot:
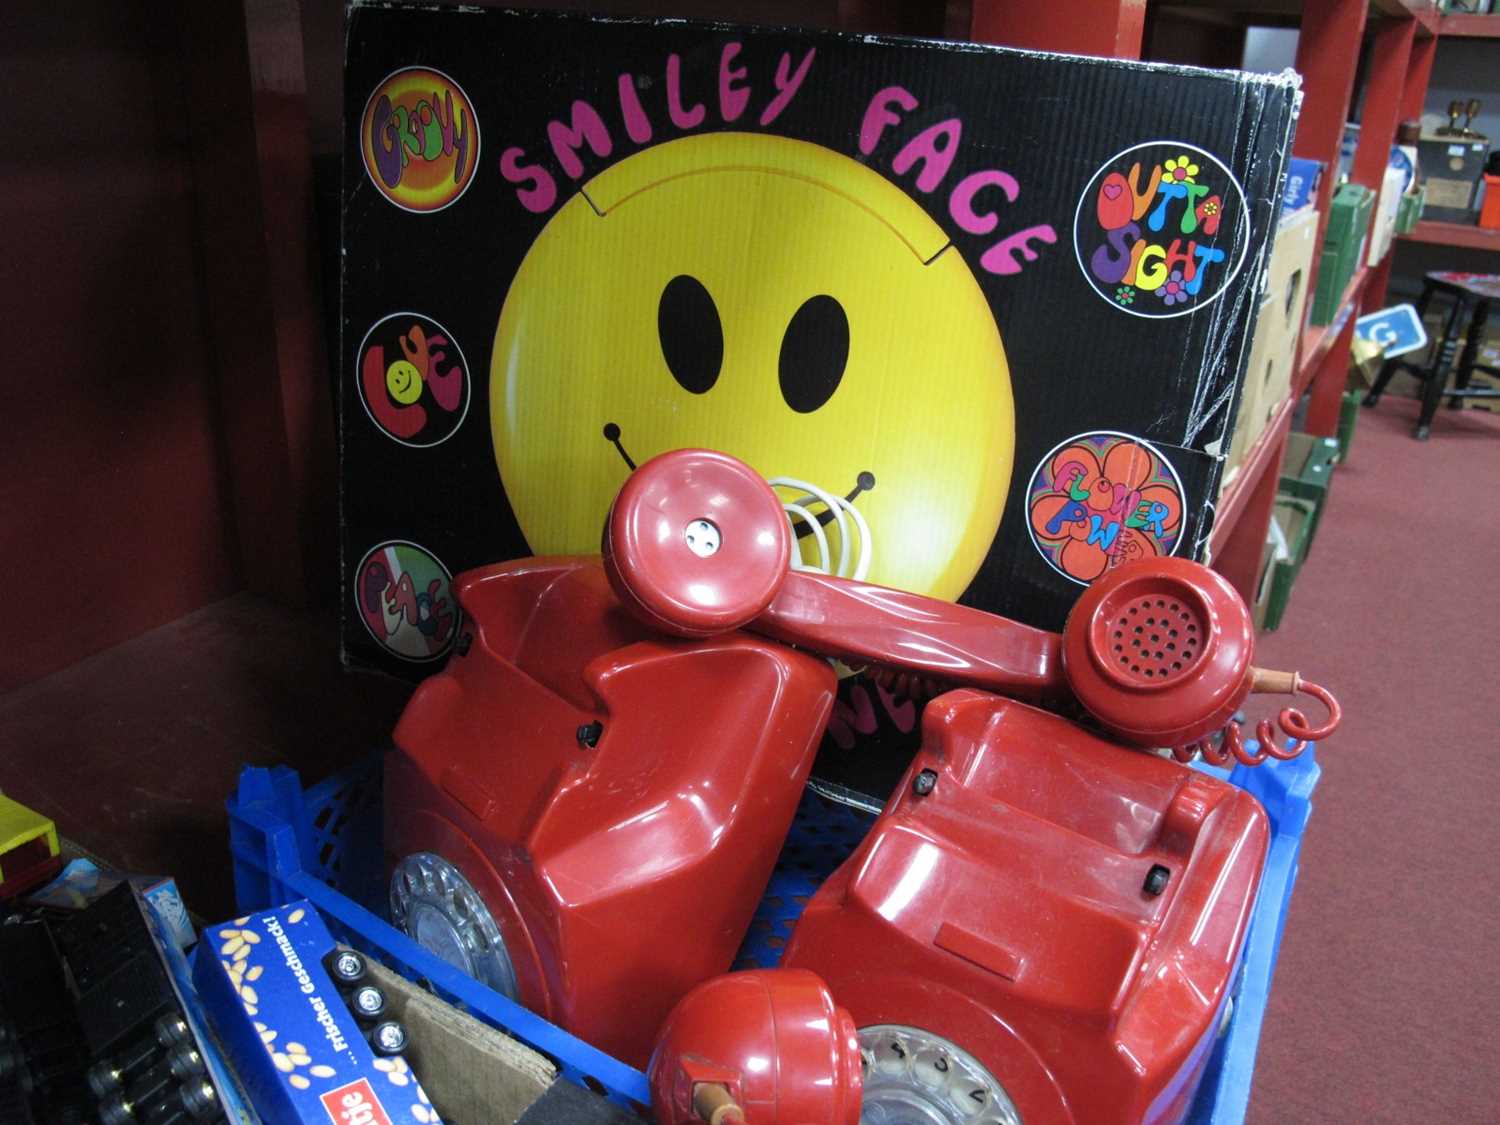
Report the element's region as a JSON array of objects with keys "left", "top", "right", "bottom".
[
  {"left": 1196, "top": 194, "right": 1223, "bottom": 235},
  {"left": 1114, "top": 286, "right": 1135, "bottom": 306},
  {"left": 1164, "top": 155, "right": 1199, "bottom": 183},
  {"left": 1028, "top": 437, "right": 1184, "bottom": 583},
  {"left": 1156, "top": 269, "right": 1188, "bottom": 307}
]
